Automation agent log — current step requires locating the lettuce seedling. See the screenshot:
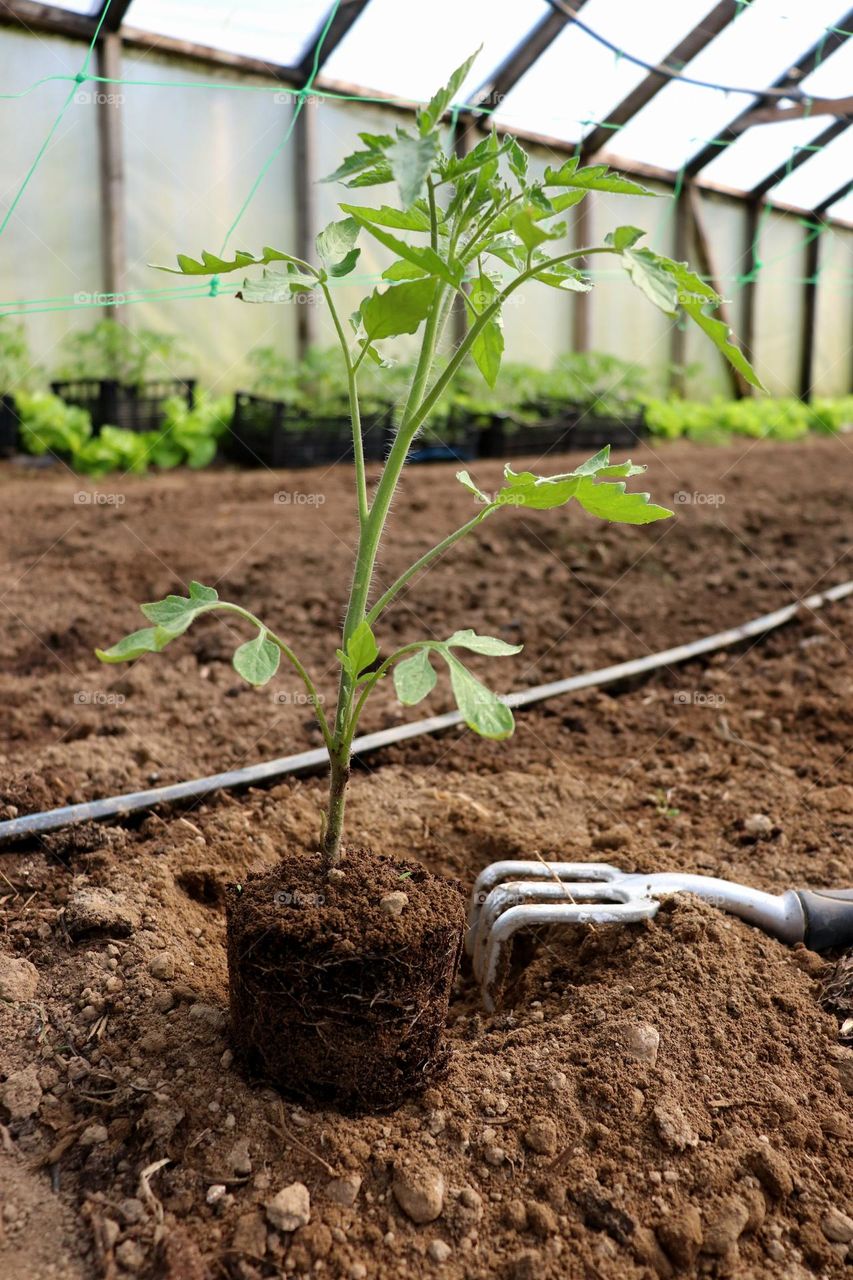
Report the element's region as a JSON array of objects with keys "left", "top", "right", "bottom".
[{"left": 97, "top": 53, "right": 761, "bottom": 864}]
